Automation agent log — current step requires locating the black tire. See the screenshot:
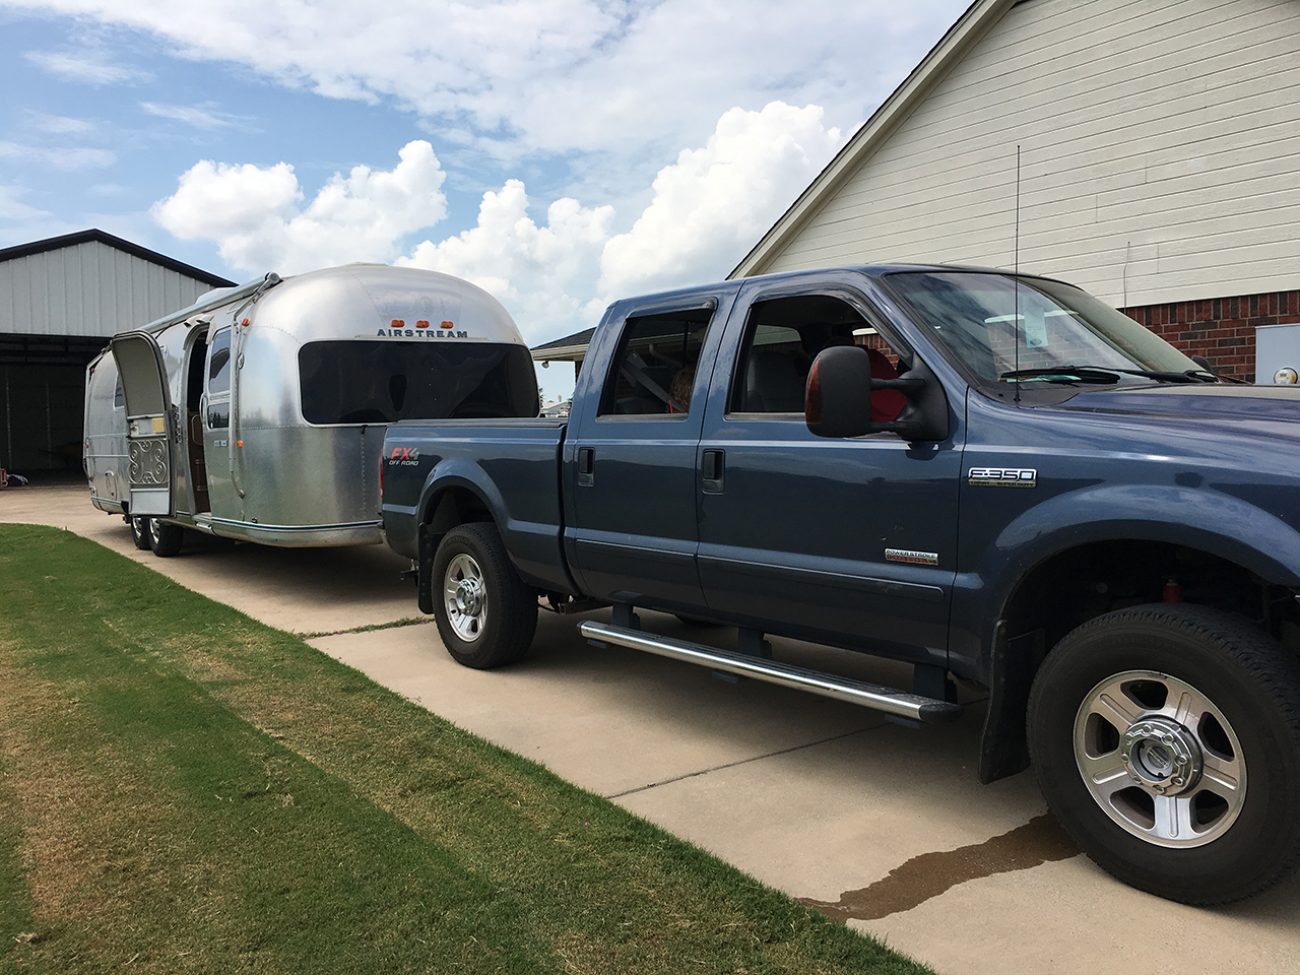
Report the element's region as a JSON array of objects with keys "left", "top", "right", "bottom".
[
  {"left": 147, "top": 517, "right": 184, "bottom": 558},
  {"left": 1028, "top": 604, "right": 1300, "bottom": 904},
  {"left": 432, "top": 523, "right": 537, "bottom": 669},
  {"left": 128, "top": 516, "right": 150, "bottom": 550}
]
